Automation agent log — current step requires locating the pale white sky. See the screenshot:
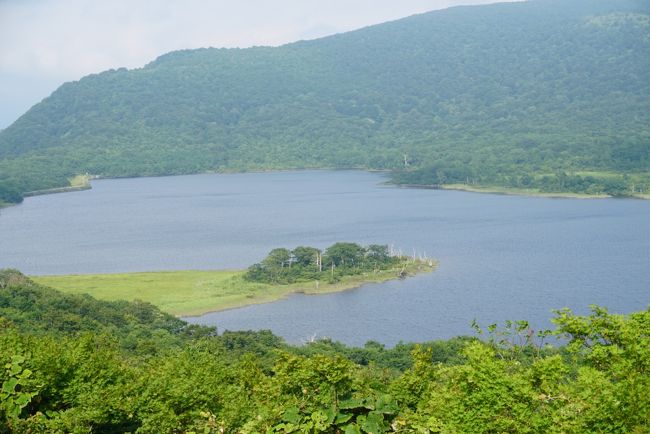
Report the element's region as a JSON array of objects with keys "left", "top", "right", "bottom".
[{"left": 0, "top": 0, "right": 510, "bottom": 128}]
